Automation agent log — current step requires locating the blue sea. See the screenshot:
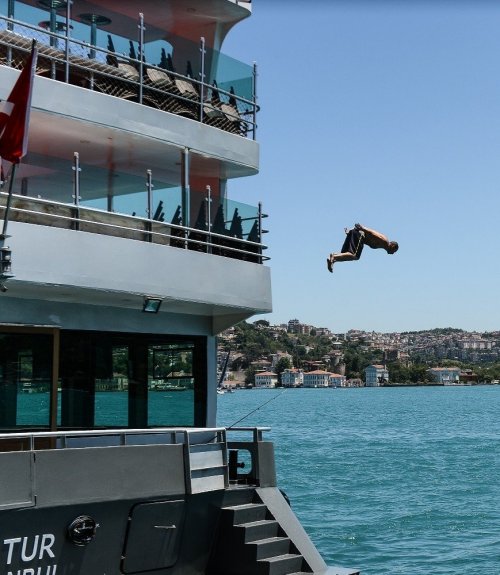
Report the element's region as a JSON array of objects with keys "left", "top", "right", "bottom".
[{"left": 217, "top": 386, "right": 500, "bottom": 575}]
